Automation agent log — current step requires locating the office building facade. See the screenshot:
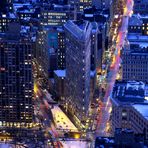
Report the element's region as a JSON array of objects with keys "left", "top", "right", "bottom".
[
  {"left": 64, "top": 20, "right": 91, "bottom": 129},
  {"left": 36, "top": 29, "right": 49, "bottom": 78},
  {"left": 0, "top": 25, "right": 33, "bottom": 127},
  {"left": 41, "top": 5, "right": 74, "bottom": 26},
  {"left": 54, "top": 70, "right": 65, "bottom": 100},
  {"left": 122, "top": 43, "right": 148, "bottom": 83},
  {"left": 111, "top": 80, "right": 148, "bottom": 139},
  {"left": 0, "top": 14, "right": 17, "bottom": 33}
]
